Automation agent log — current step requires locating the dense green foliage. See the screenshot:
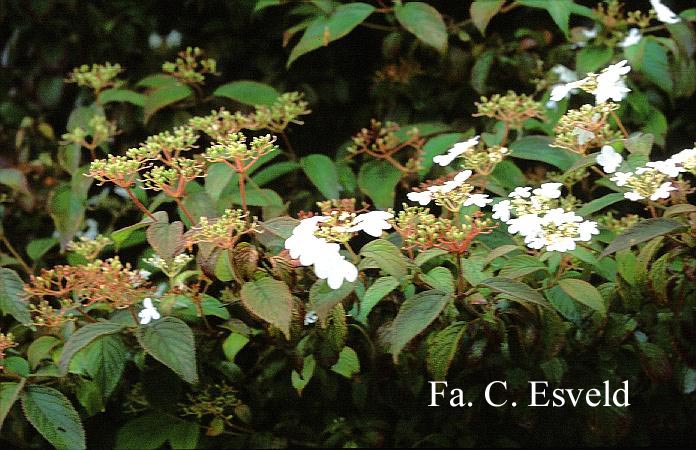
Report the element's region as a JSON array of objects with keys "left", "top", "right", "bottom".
[{"left": 1, "top": 1, "right": 696, "bottom": 448}]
